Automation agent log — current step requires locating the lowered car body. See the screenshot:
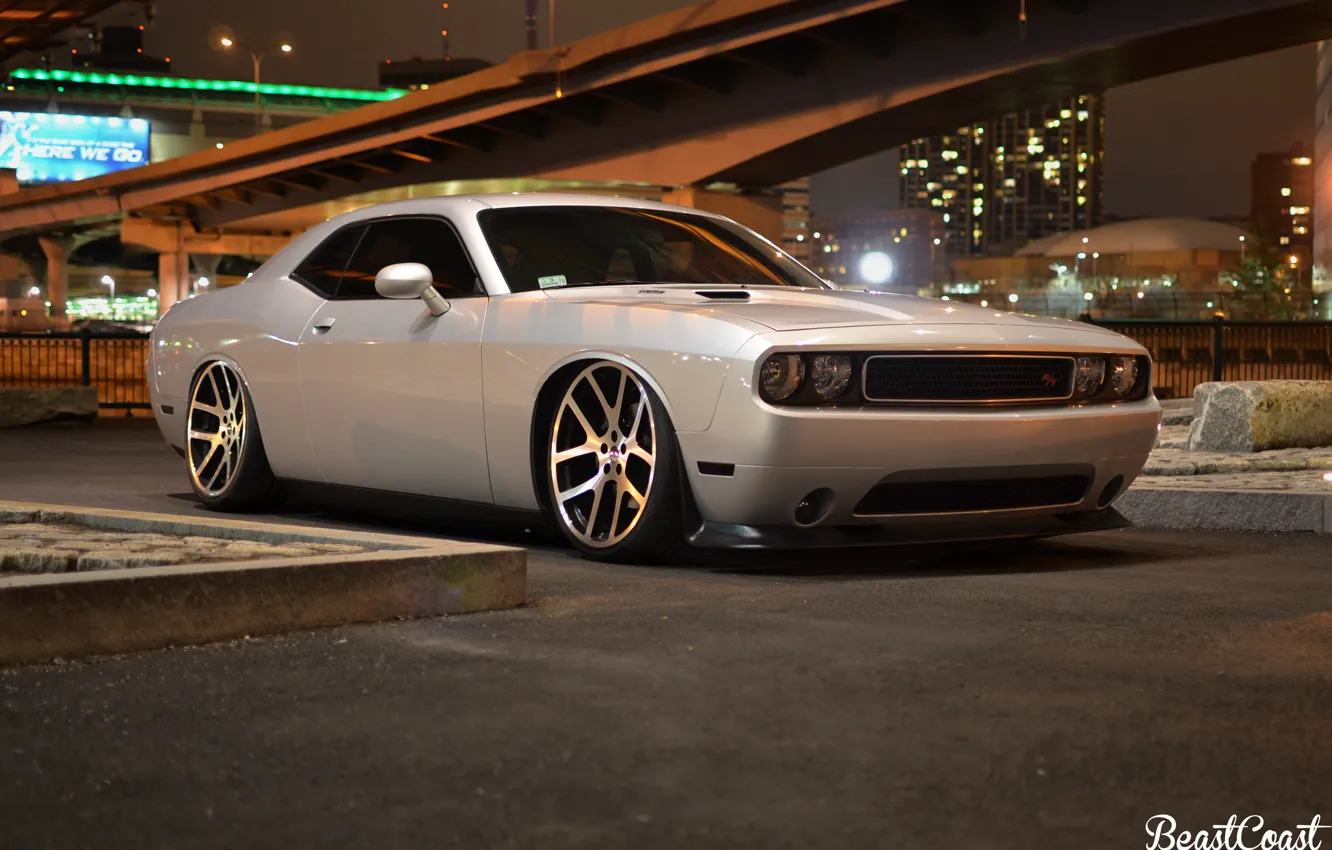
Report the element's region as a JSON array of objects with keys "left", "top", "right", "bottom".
[{"left": 148, "top": 193, "right": 1160, "bottom": 561}]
